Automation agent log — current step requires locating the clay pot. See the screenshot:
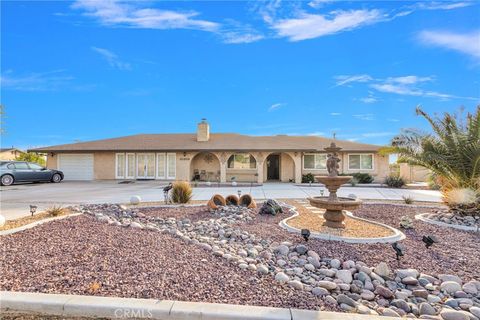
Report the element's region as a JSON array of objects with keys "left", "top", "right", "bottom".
[
  {"left": 239, "top": 194, "right": 257, "bottom": 209},
  {"left": 207, "top": 194, "right": 226, "bottom": 210},
  {"left": 225, "top": 195, "right": 239, "bottom": 206}
]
